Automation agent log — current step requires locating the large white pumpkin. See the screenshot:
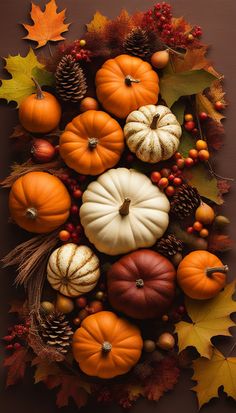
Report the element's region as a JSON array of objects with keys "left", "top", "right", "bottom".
[
  {"left": 80, "top": 168, "right": 170, "bottom": 255},
  {"left": 124, "top": 104, "right": 182, "bottom": 163},
  {"left": 47, "top": 243, "right": 100, "bottom": 297}
]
